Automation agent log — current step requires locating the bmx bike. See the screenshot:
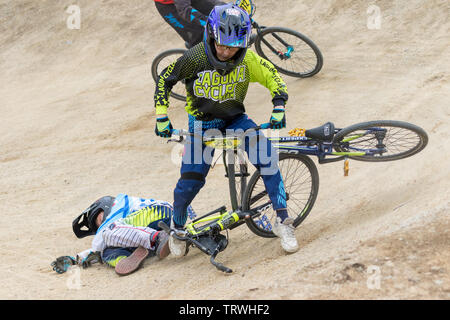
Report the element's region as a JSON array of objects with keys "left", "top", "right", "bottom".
[{"left": 158, "top": 120, "right": 428, "bottom": 272}]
